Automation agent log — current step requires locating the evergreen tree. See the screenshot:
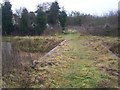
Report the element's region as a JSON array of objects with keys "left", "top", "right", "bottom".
[
  {"left": 2, "top": 1, "right": 13, "bottom": 35},
  {"left": 36, "top": 7, "right": 47, "bottom": 35},
  {"left": 20, "top": 8, "right": 29, "bottom": 35},
  {"left": 28, "top": 11, "right": 36, "bottom": 28},
  {"left": 48, "top": 1, "right": 60, "bottom": 26},
  {"left": 59, "top": 10, "right": 67, "bottom": 30}
]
